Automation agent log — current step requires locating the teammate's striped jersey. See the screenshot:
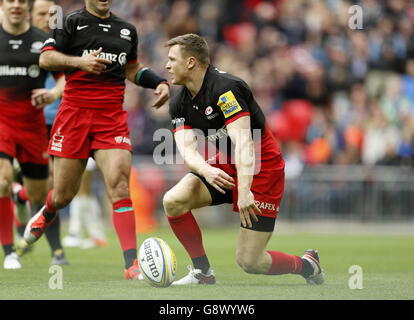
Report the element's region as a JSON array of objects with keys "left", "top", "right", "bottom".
[{"left": 0, "top": 25, "right": 51, "bottom": 126}]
